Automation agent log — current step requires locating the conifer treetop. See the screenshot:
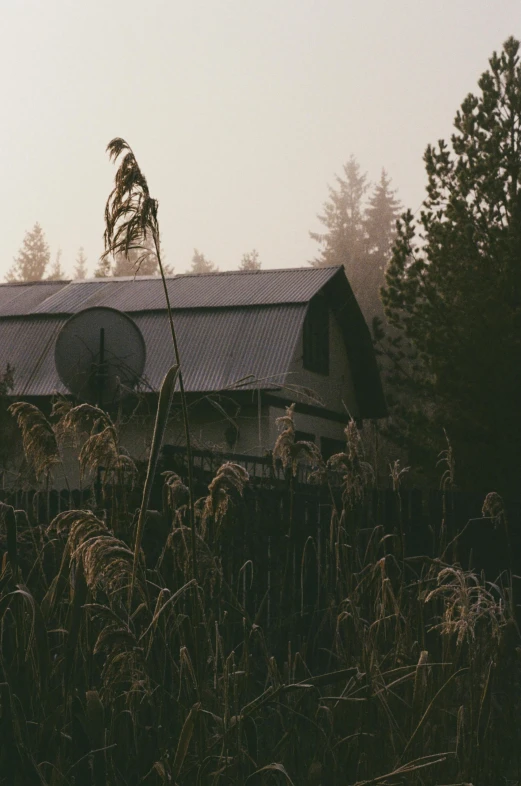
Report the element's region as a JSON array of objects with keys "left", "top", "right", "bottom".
[
  {"left": 6, "top": 222, "right": 50, "bottom": 282},
  {"left": 74, "top": 247, "right": 88, "bottom": 279},
  {"left": 189, "top": 249, "right": 218, "bottom": 274},
  {"left": 239, "top": 249, "right": 261, "bottom": 271},
  {"left": 47, "top": 249, "right": 66, "bottom": 281}
]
